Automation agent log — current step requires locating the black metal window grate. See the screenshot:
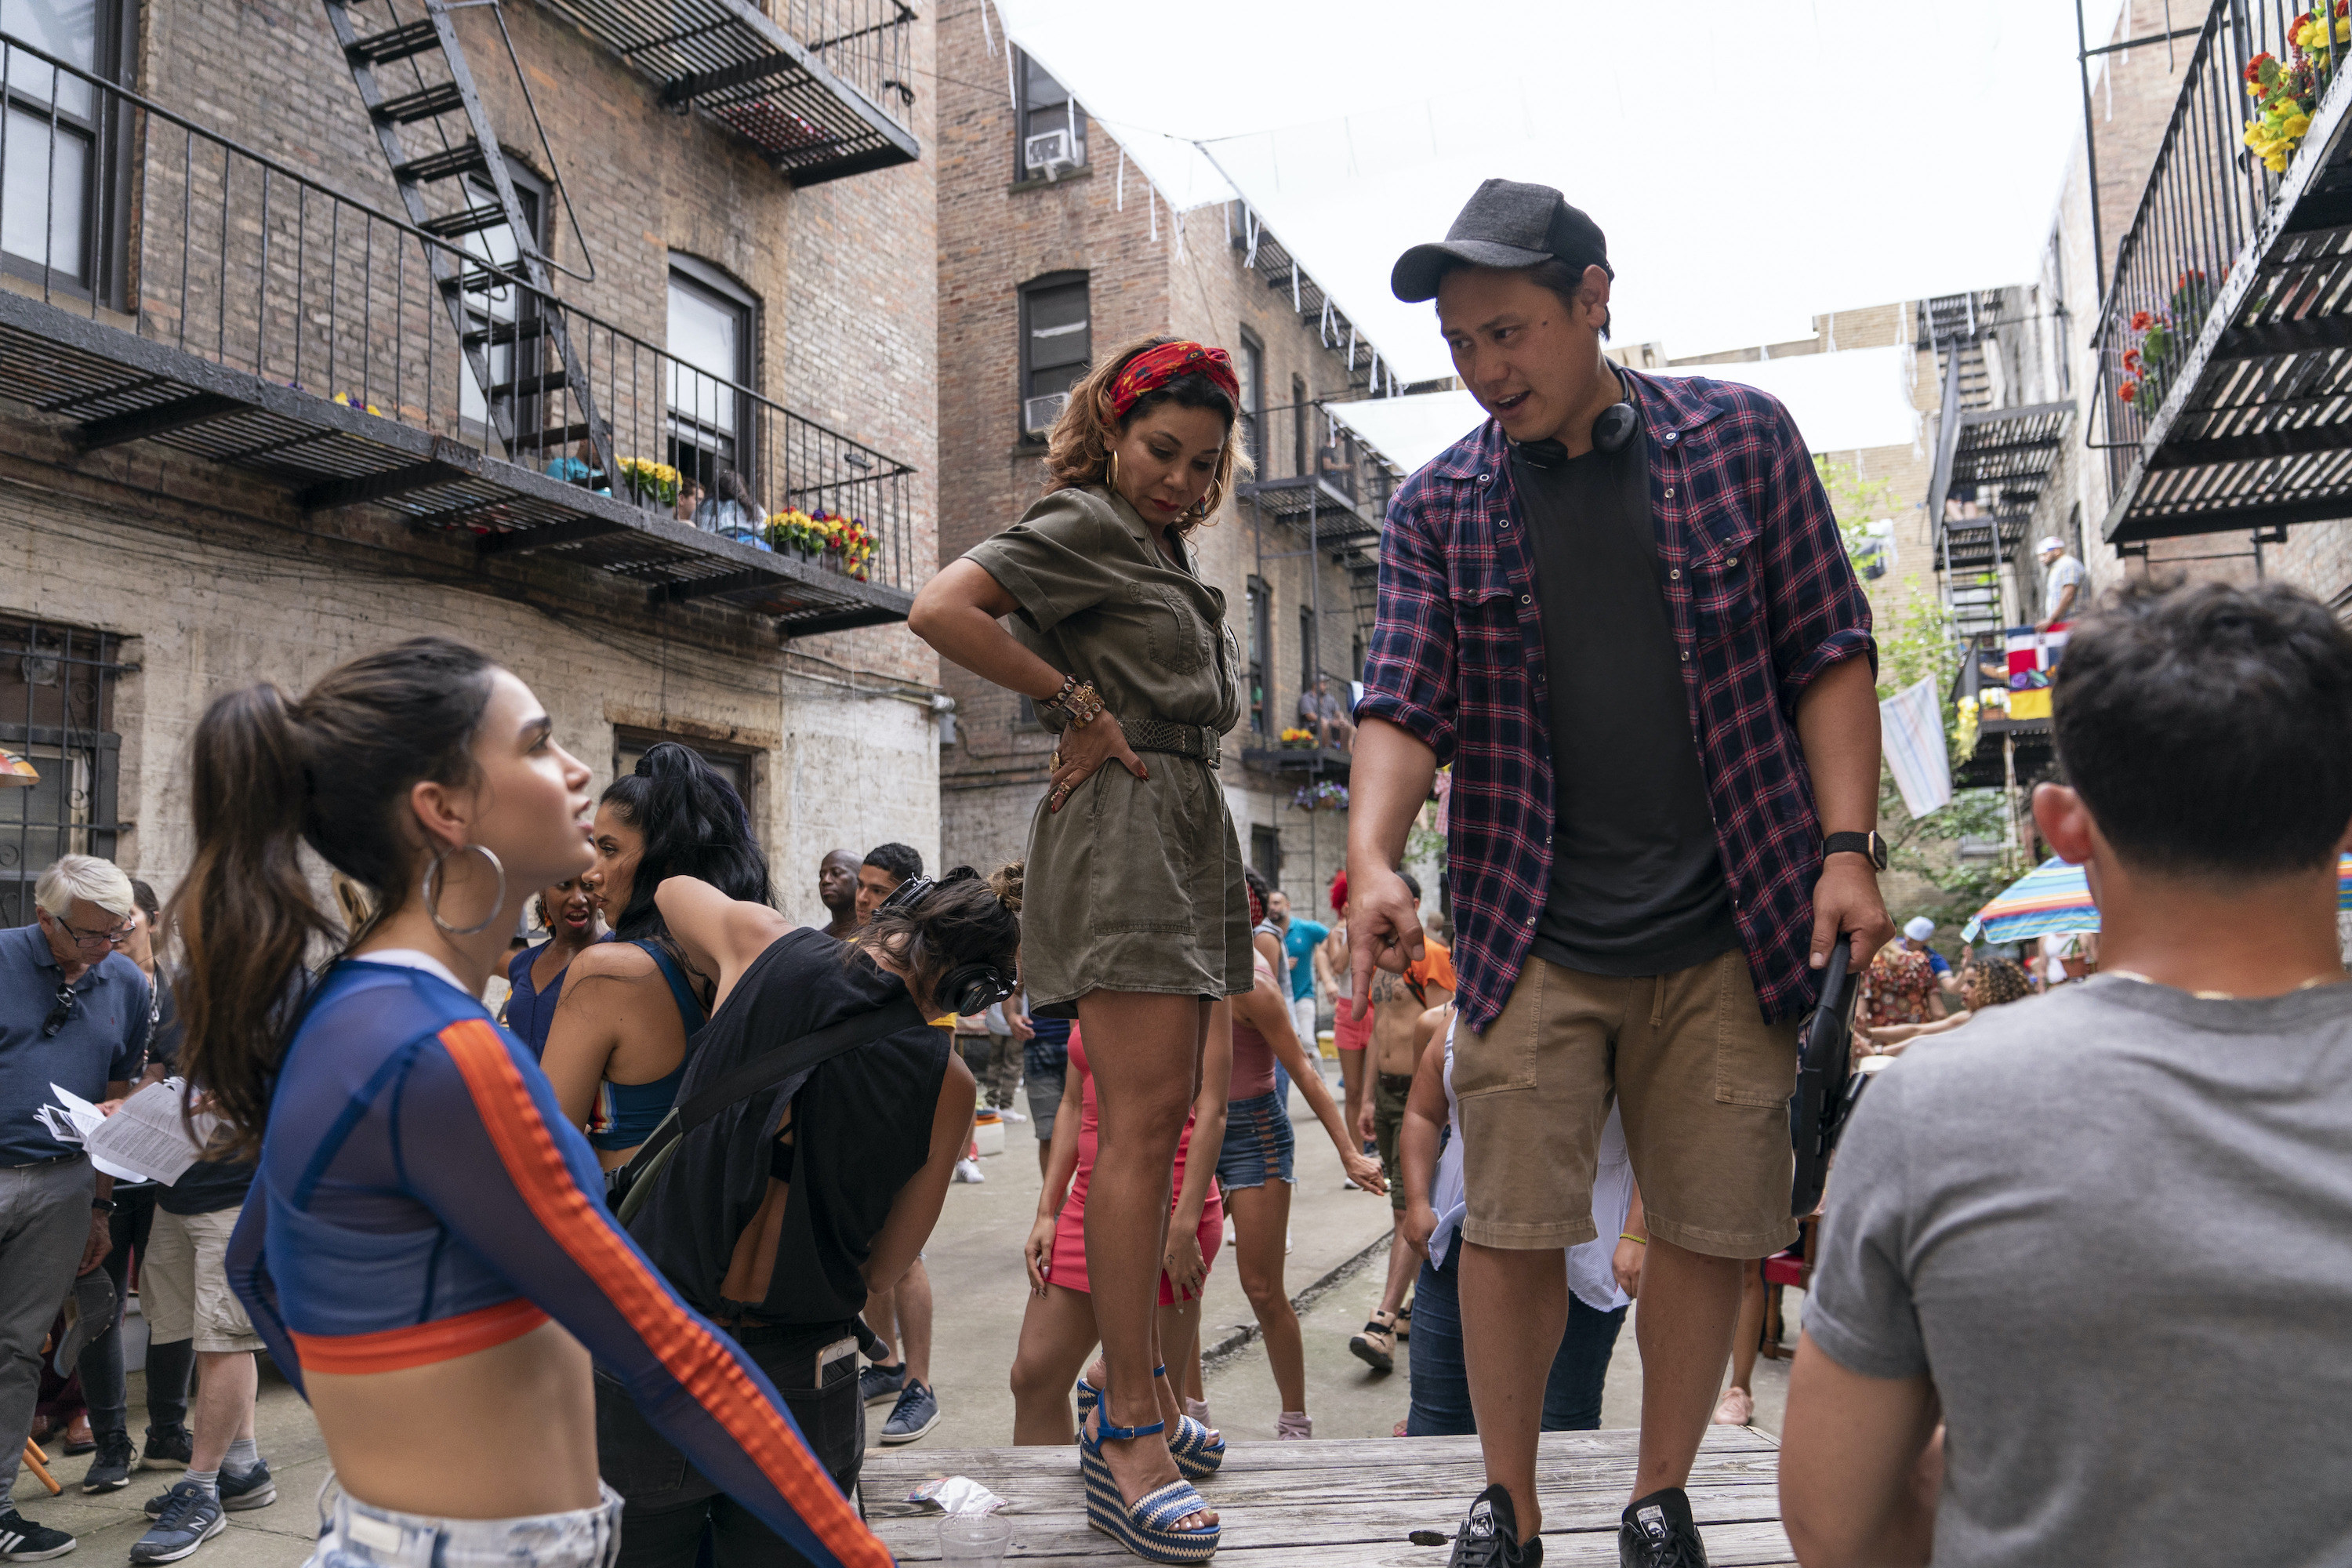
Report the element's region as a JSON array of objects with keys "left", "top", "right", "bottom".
[{"left": 0, "top": 615, "right": 129, "bottom": 928}]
